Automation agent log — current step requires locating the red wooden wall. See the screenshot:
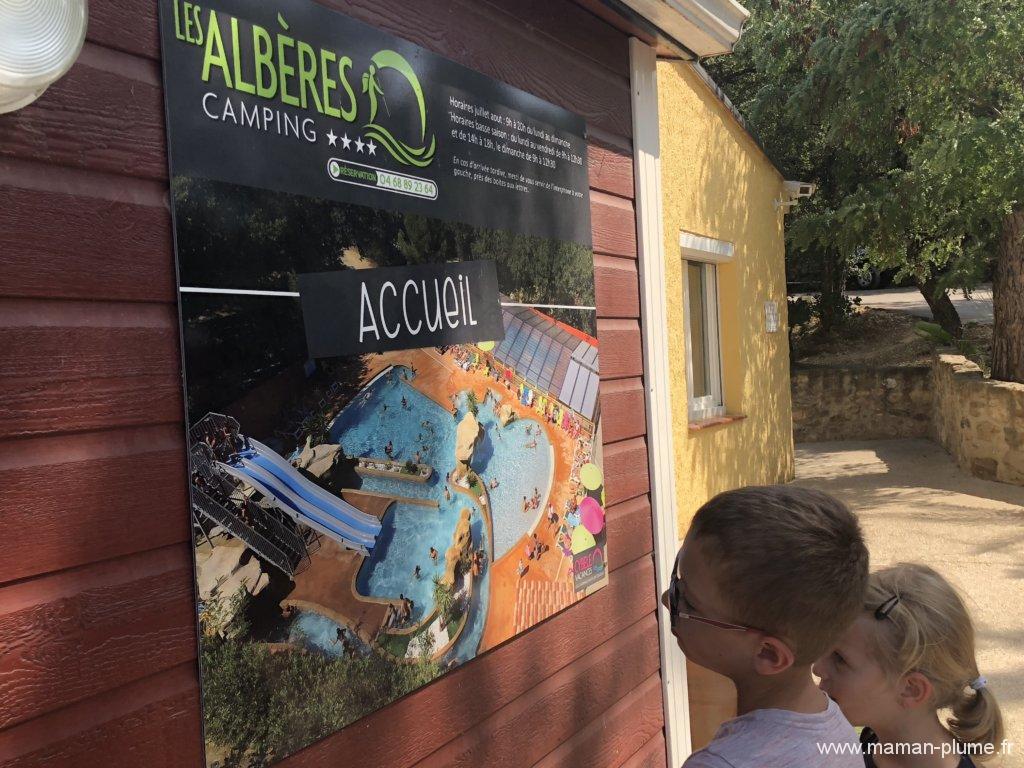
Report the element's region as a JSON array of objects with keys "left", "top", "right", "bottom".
[{"left": 0, "top": 1, "right": 665, "bottom": 765}]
